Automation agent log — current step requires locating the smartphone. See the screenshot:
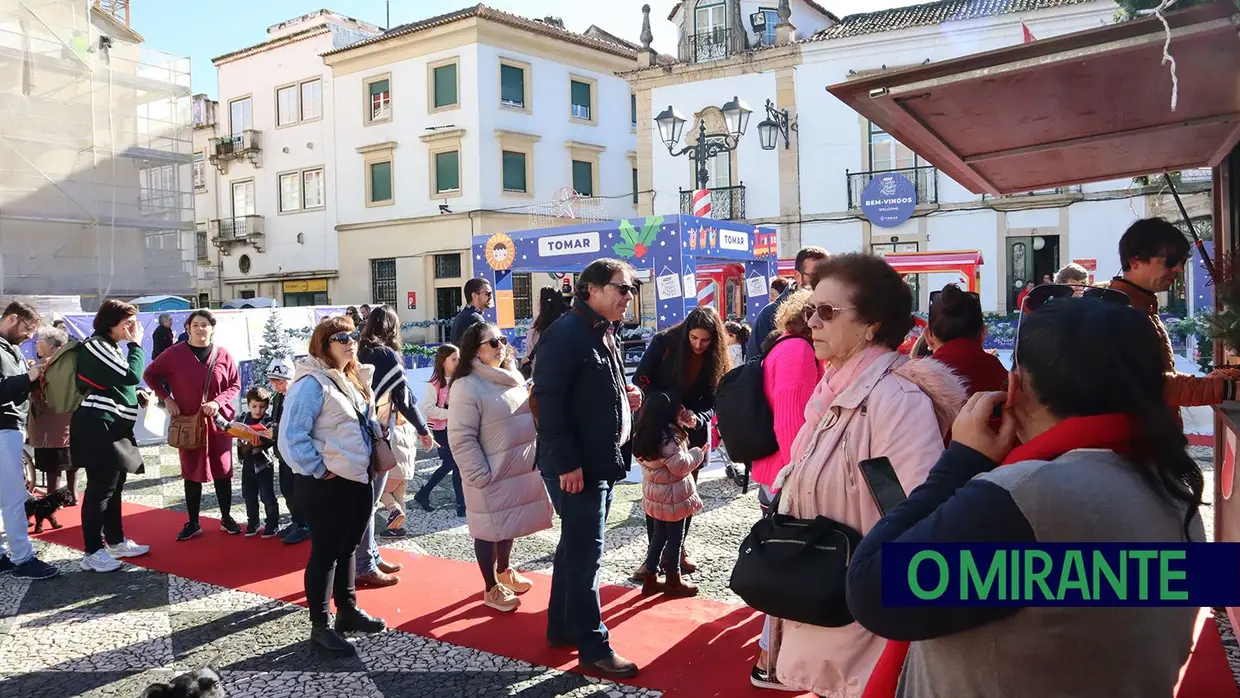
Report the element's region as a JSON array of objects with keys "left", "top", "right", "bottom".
[{"left": 859, "top": 456, "right": 907, "bottom": 516}]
